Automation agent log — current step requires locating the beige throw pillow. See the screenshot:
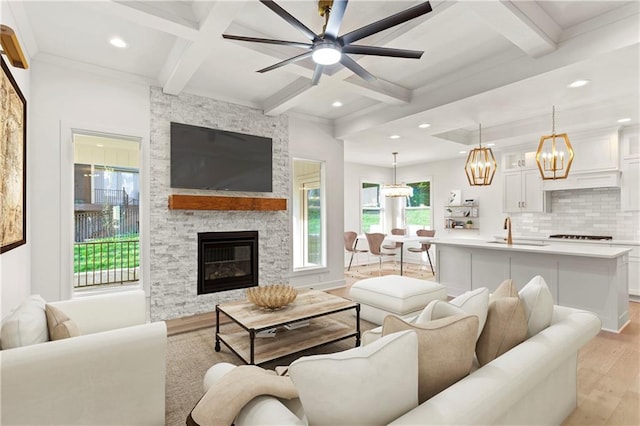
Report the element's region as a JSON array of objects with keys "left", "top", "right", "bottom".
[
  {"left": 383, "top": 314, "right": 478, "bottom": 403},
  {"left": 45, "top": 304, "right": 80, "bottom": 341},
  {"left": 476, "top": 279, "right": 527, "bottom": 366}
]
